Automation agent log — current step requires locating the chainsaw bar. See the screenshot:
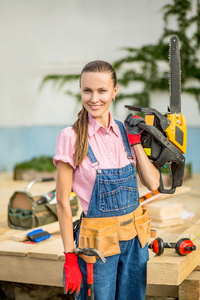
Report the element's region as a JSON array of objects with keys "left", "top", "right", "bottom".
[{"left": 169, "top": 35, "right": 181, "bottom": 113}]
